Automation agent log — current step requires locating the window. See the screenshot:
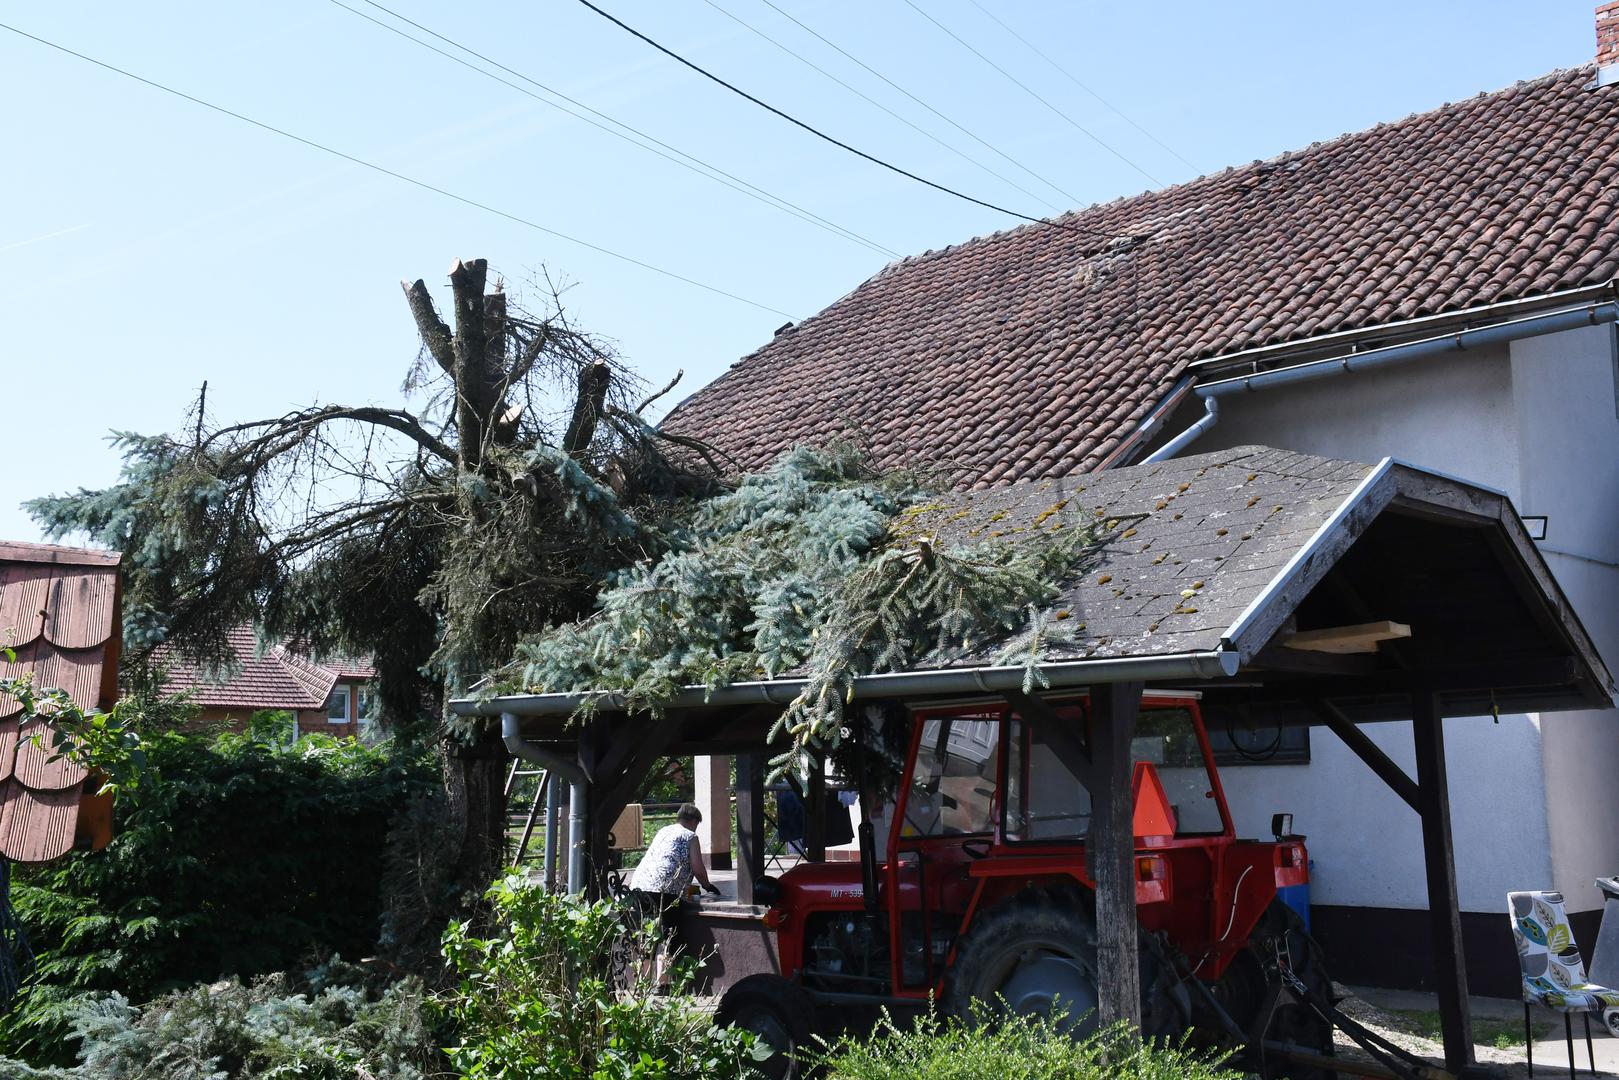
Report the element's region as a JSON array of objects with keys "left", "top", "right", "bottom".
[
  {"left": 900, "top": 715, "right": 999, "bottom": 838},
  {"left": 1130, "top": 708, "right": 1224, "bottom": 834},
  {"left": 1202, "top": 702, "right": 1311, "bottom": 766},
  {"left": 326, "top": 687, "right": 351, "bottom": 723},
  {"left": 1005, "top": 710, "right": 1092, "bottom": 841},
  {"left": 355, "top": 686, "right": 375, "bottom": 722}
]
